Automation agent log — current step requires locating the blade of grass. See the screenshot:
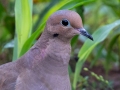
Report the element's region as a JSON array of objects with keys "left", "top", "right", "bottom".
[
  {"left": 90, "top": 44, "right": 104, "bottom": 68},
  {"left": 105, "top": 33, "right": 120, "bottom": 73},
  {"left": 20, "top": 23, "right": 45, "bottom": 56},
  {"left": 14, "top": 0, "right": 32, "bottom": 59},
  {"left": 60, "top": 0, "right": 95, "bottom": 10},
  {"left": 12, "top": 36, "right": 18, "bottom": 61},
  {"left": 73, "top": 20, "right": 120, "bottom": 90}
]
